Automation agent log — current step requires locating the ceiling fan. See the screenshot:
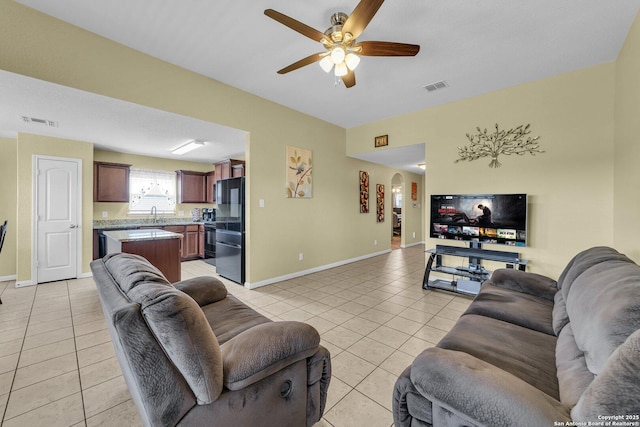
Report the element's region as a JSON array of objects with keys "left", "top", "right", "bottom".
[{"left": 264, "top": 0, "right": 420, "bottom": 88}]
